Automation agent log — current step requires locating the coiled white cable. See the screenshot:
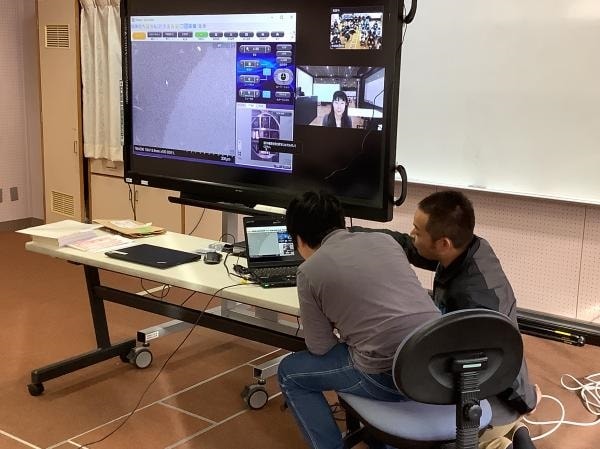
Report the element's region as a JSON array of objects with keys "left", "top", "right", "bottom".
[
  {"left": 524, "top": 372, "right": 600, "bottom": 440},
  {"left": 561, "top": 373, "right": 600, "bottom": 416}
]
